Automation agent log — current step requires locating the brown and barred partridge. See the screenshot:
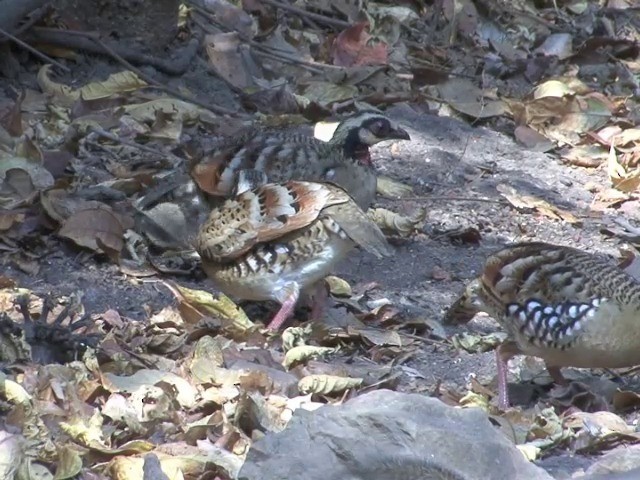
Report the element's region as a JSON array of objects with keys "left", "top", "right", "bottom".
[
  {"left": 445, "top": 242, "right": 640, "bottom": 409},
  {"left": 195, "top": 174, "right": 393, "bottom": 330},
  {"left": 190, "top": 110, "right": 410, "bottom": 211}
]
